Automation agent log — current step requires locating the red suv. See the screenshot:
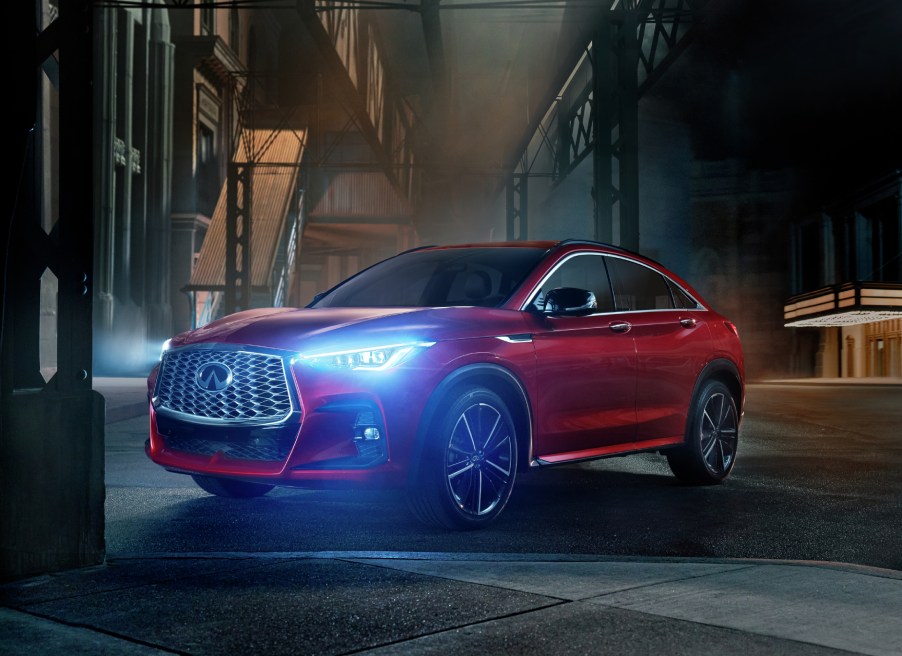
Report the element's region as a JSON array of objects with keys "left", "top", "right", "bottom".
[{"left": 147, "top": 240, "right": 744, "bottom": 529}]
